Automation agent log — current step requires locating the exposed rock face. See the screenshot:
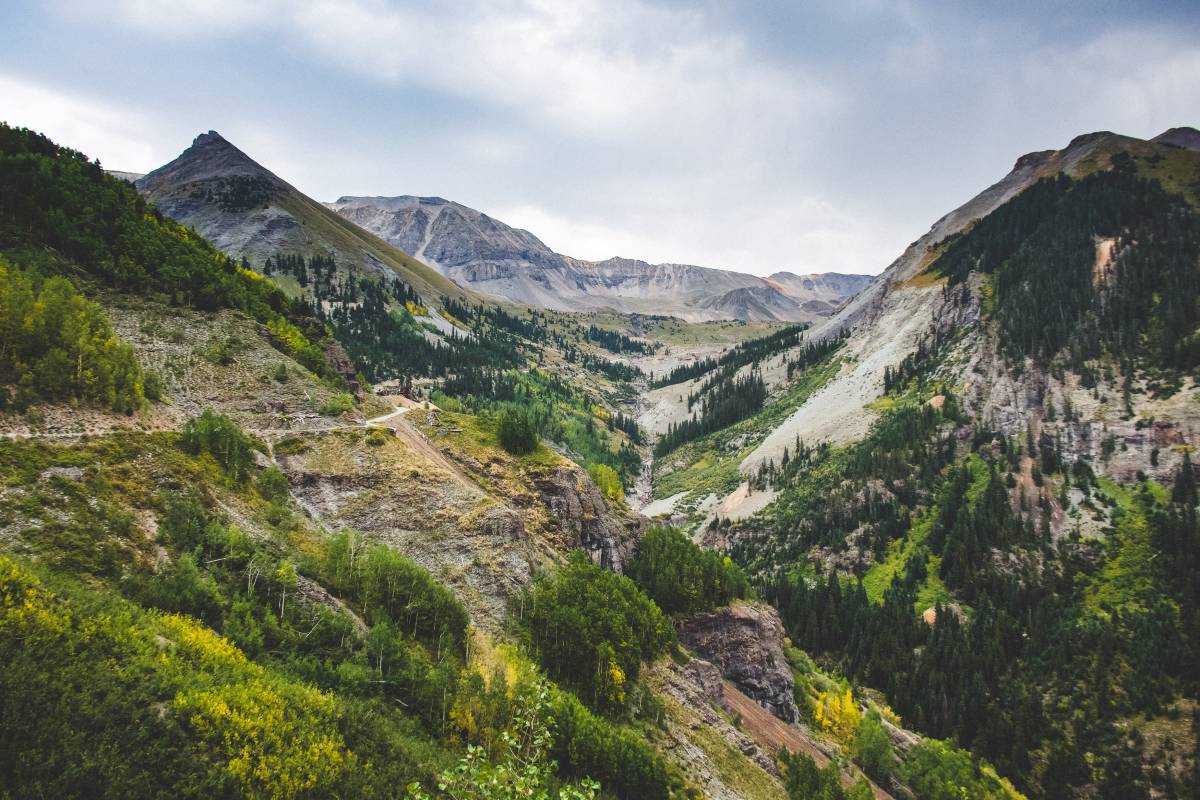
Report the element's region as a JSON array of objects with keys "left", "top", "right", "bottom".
[
  {"left": 320, "top": 340, "right": 361, "bottom": 396},
  {"left": 328, "top": 195, "right": 869, "bottom": 322},
  {"left": 274, "top": 427, "right": 538, "bottom": 630},
  {"left": 676, "top": 603, "right": 799, "bottom": 723},
  {"left": 534, "top": 465, "right": 641, "bottom": 571}
]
